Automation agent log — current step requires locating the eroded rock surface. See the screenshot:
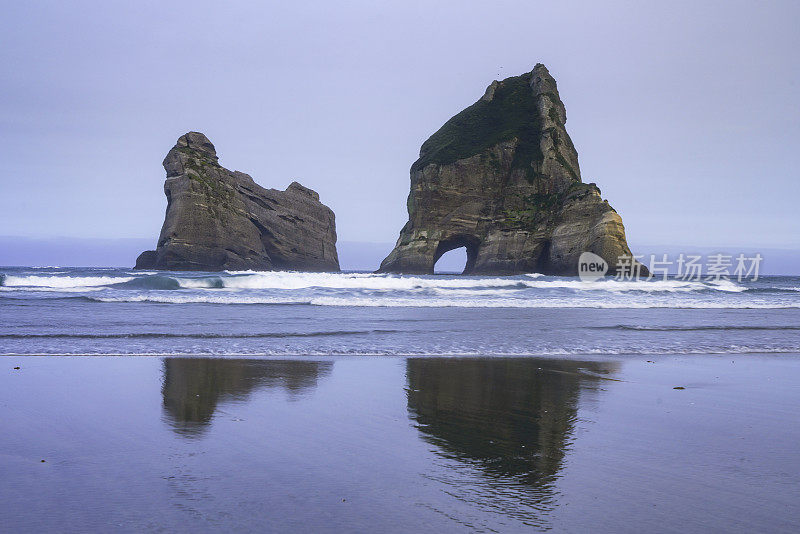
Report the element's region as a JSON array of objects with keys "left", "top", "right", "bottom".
[
  {"left": 379, "top": 64, "right": 643, "bottom": 276},
  {"left": 136, "top": 132, "right": 339, "bottom": 271}
]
